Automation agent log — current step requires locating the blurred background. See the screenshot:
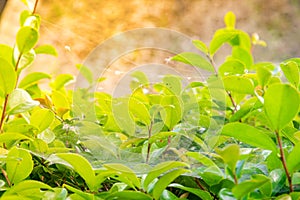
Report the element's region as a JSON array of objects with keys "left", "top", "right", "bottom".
[{"left": 0, "top": 0, "right": 300, "bottom": 92}]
